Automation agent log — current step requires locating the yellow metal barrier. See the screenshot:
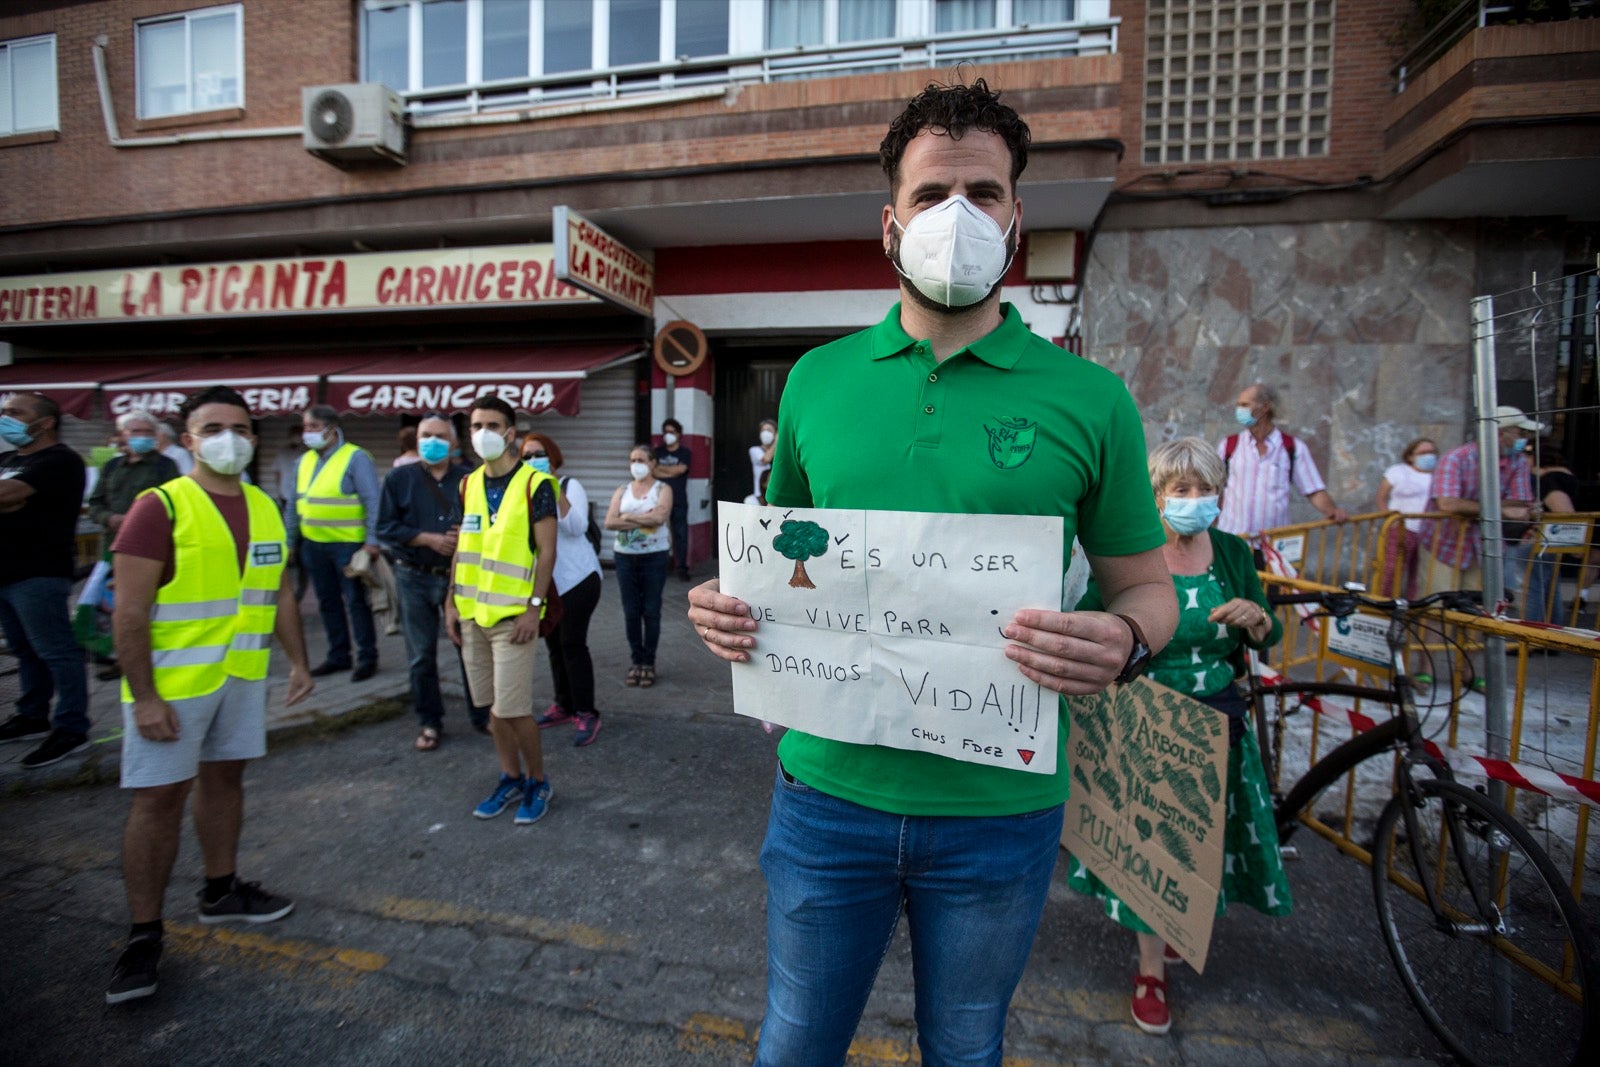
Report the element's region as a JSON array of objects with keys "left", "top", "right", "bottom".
[{"left": 1255, "top": 571, "right": 1599, "bottom": 1003}]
